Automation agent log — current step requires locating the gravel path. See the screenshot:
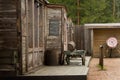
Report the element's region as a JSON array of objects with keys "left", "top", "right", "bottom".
[{"left": 87, "top": 58, "right": 120, "bottom": 80}]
